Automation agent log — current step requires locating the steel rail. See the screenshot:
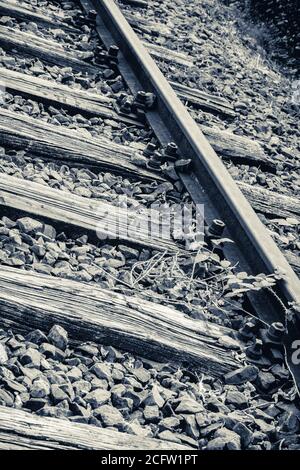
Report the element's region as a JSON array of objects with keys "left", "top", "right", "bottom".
[
  {"left": 92, "top": 0, "right": 300, "bottom": 306},
  {"left": 90, "top": 0, "right": 300, "bottom": 389}
]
